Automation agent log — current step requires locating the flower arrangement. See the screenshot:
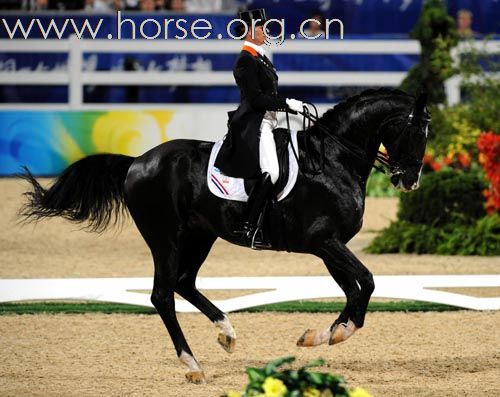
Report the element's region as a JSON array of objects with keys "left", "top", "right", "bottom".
[
  {"left": 477, "top": 131, "right": 500, "bottom": 213},
  {"left": 222, "top": 356, "right": 372, "bottom": 397},
  {"left": 422, "top": 149, "right": 472, "bottom": 173}
]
